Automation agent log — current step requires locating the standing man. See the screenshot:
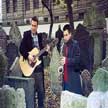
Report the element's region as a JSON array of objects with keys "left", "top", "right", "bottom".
[
  {"left": 60, "top": 24, "right": 82, "bottom": 94},
  {"left": 55, "top": 25, "right": 63, "bottom": 54},
  {"left": 19, "top": 16, "right": 49, "bottom": 108}
]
